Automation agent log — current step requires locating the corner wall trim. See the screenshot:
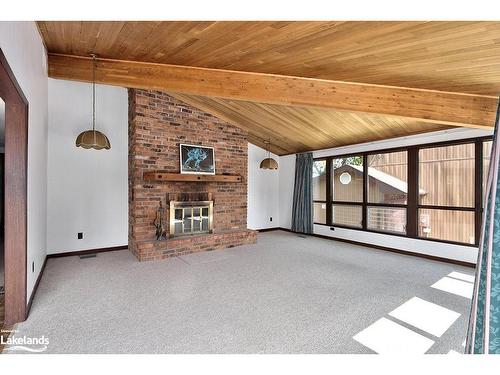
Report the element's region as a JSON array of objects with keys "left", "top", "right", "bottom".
[
  {"left": 275, "top": 227, "right": 475, "bottom": 268},
  {"left": 47, "top": 245, "right": 128, "bottom": 259},
  {"left": 26, "top": 255, "right": 47, "bottom": 316}
]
